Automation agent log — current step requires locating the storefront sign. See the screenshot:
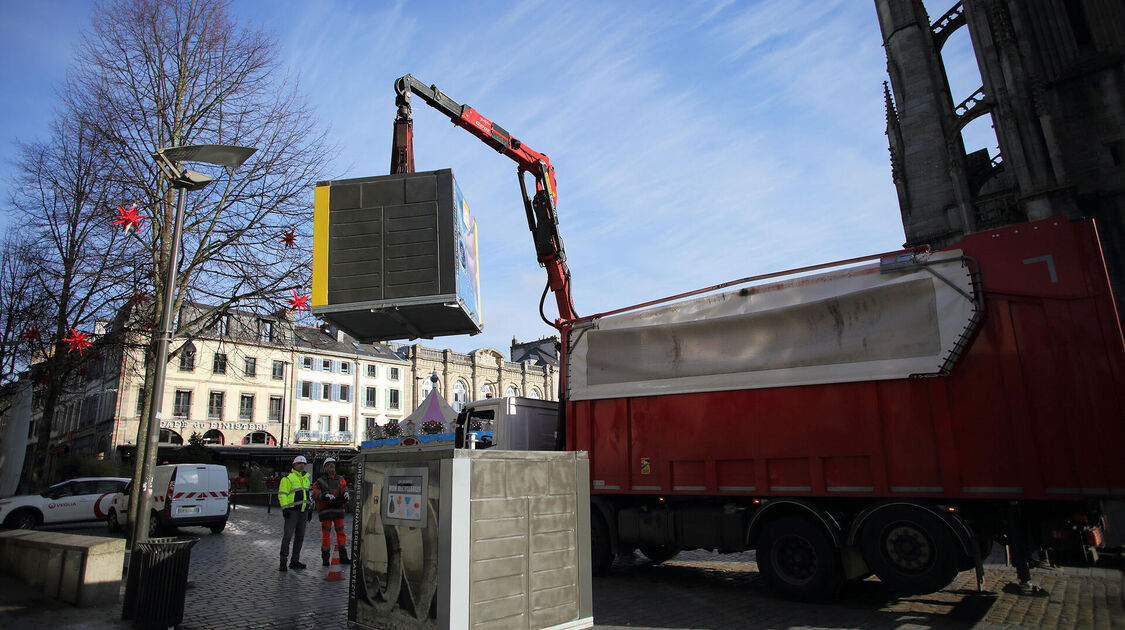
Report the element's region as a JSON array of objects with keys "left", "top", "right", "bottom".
[{"left": 160, "top": 420, "right": 273, "bottom": 432}]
